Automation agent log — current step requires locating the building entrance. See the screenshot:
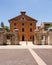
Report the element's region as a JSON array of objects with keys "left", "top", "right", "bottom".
[{"left": 22, "top": 35, "right": 24, "bottom": 41}]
